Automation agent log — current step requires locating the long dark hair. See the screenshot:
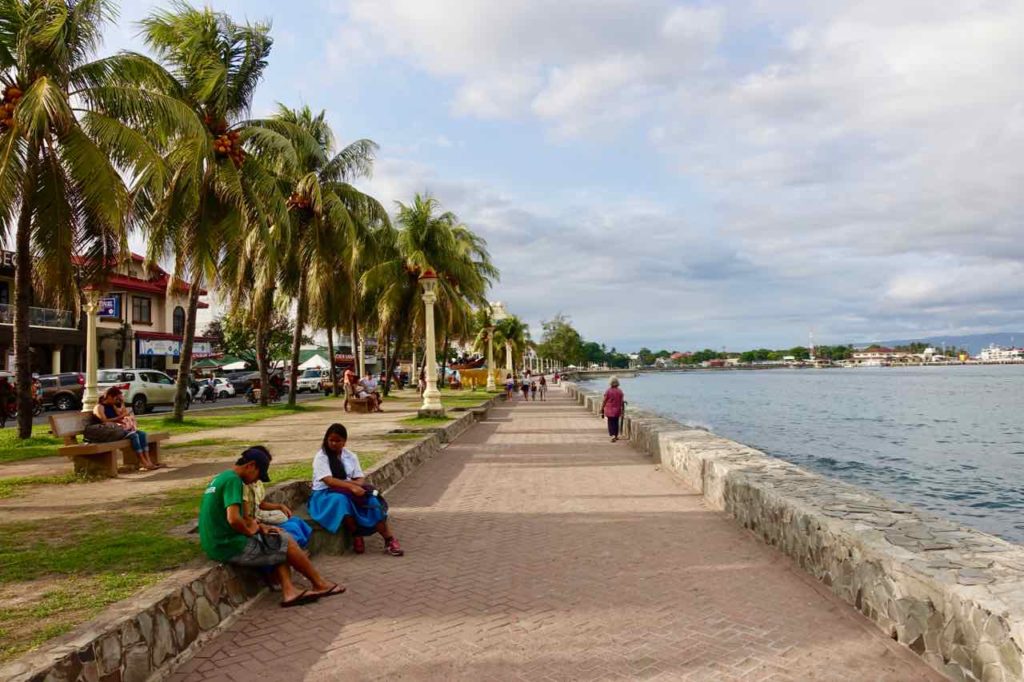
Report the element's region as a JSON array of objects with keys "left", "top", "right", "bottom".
[{"left": 321, "top": 423, "right": 349, "bottom": 480}]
